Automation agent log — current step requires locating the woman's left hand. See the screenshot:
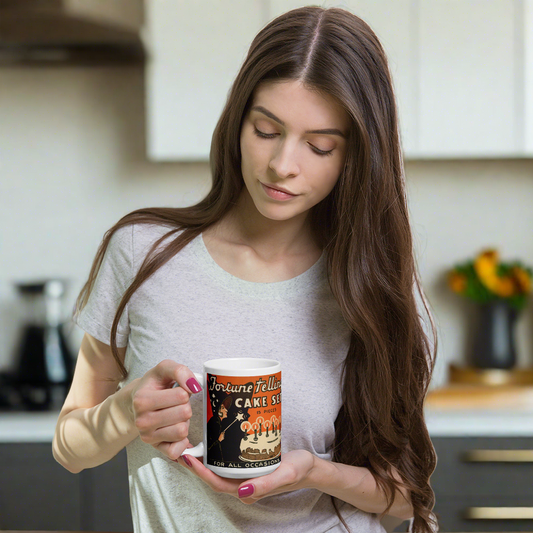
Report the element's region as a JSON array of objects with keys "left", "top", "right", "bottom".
[{"left": 176, "top": 450, "right": 316, "bottom": 503}]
